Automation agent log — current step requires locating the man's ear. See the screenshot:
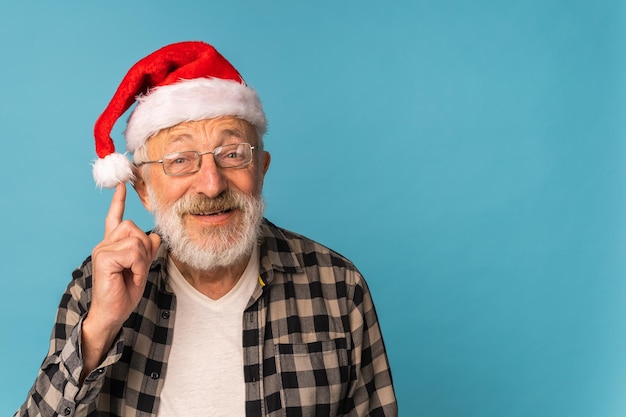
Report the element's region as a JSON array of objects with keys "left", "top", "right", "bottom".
[
  {"left": 257, "top": 151, "right": 271, "bottom": 188},
  {"left": 132, "top": 169, "right": 152, "bottom": 211},
  {"left": 261, "top": 151, "right": 271, "bottom": 175}
]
